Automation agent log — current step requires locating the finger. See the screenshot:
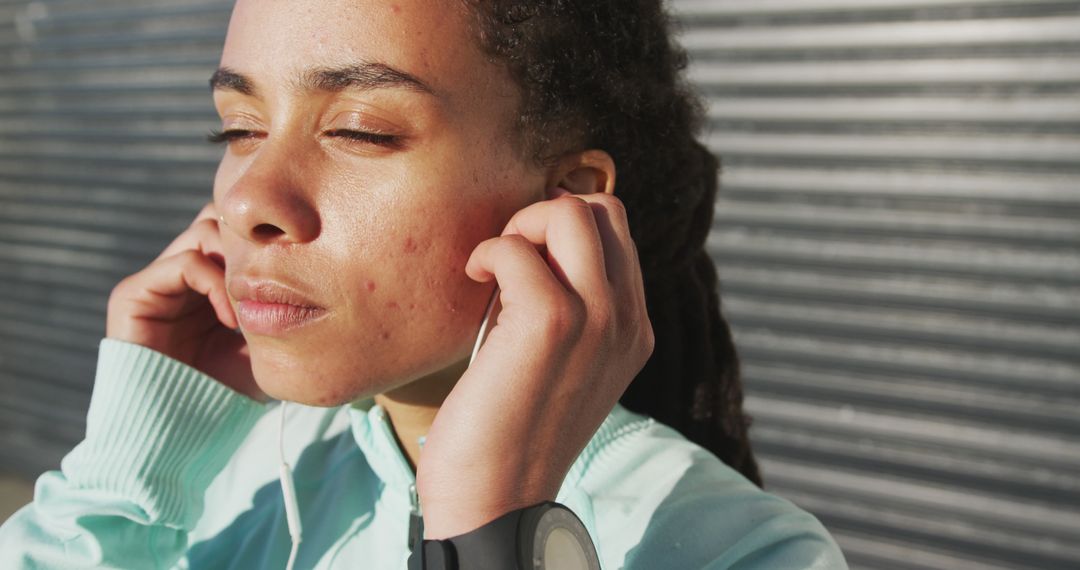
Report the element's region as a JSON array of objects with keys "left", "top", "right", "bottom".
[
  {"left": 155, "top": 217, "right": 225, "bottom": 263},
  {"left": 152, "top": 203, "right": 218, "bottom": 262},
  {"left": 574, "top": 194, "right": 636, "bottom": 292},
  {"left": 140, "top": 249, "right": 237, "bottom": 329},
  {"left": 192, "top": 202, "right": 219, "bottom": 225},
  {"left": 465, "top": 234, "right": 570, "bottom": 317},
  {"left": 548, "top": 192, "right": 648, "bottom": 321},
  {"left": 499, "top": 195, "right": 607, "bottom": 299},
  {"left": 546, "top": 186, "right": 571, "bottom": 199}
]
